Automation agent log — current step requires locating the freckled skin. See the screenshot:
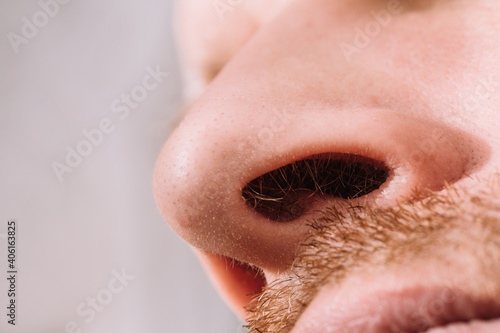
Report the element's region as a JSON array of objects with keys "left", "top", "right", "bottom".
[{"left": 154, "top": 0, "right": 500, "bottom": 331}]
